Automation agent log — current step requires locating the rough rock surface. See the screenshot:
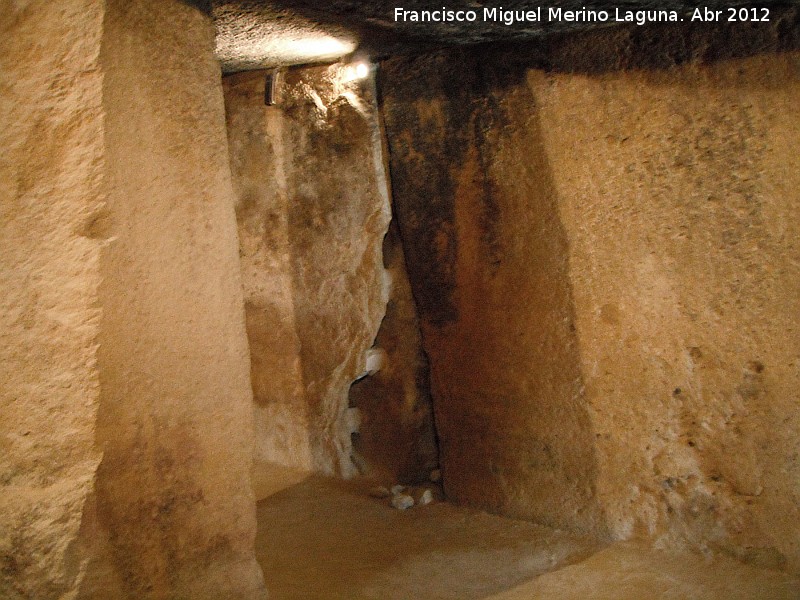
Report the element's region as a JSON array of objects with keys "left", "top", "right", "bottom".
[
  {"left": 224, "top": 69, "right": 312, "bottom": 471},
  {"left": 80, "top": 2, "right": 267, "bottom": 597},
  {"left": 381, "top": 27, "right": 800, "bottom": 570},
  {"left": 2, "top": 1, "right": 267, "bottom": 598},
  {"left": 531, "top": 52, "right": 800, "bottom": 573},
  {"left": 348, "top": 221, "right": 440, "bottom": 483},
  {"left": 209, "top": 0, "right": 799, "bottom": 72},
  {"left": 382, "top": 46, "right": 604, "bottom": 535},
  {"left": 224, "top": 65, "right": 391, "bottom": 476},
  {"left": 213, "top": 1, "right": 356, "bottom": 72},
  {"left": 0, "top": 2, "right": 106, "bottom": 597}
]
